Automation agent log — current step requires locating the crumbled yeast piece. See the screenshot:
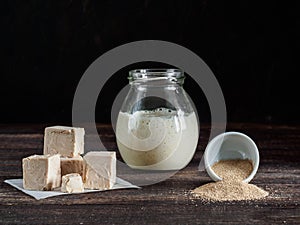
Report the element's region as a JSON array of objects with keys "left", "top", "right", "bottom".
[{"left": 61, "top": 173, "right": 84, "bottom": 193}]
